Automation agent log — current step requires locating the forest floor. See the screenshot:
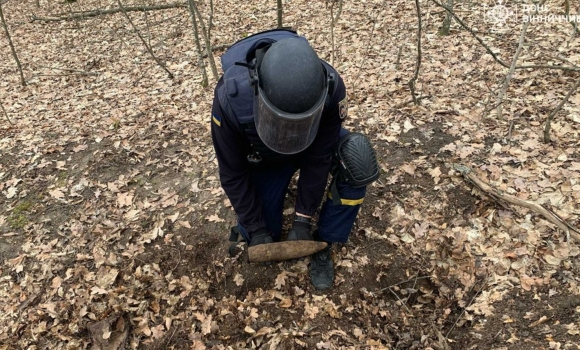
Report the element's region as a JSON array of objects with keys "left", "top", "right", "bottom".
[{"left": 1, "top": 0, "right": 580, "bottom": 349}]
